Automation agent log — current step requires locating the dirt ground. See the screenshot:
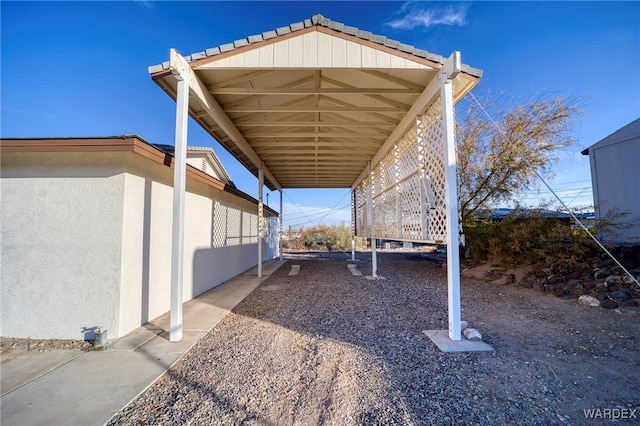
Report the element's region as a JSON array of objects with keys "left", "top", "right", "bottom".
[{"left": 107, "top": 250, "right": 640, "bottom": 425}]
